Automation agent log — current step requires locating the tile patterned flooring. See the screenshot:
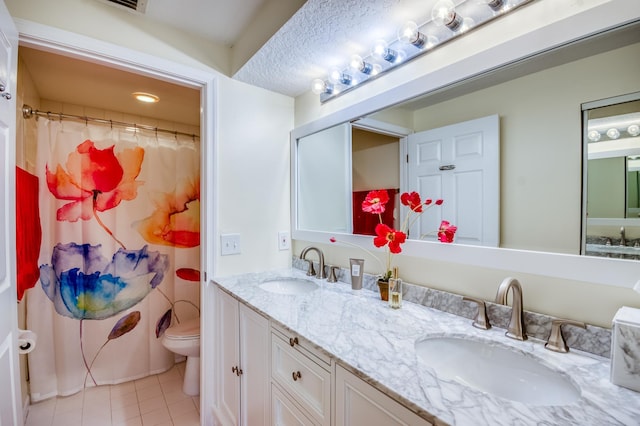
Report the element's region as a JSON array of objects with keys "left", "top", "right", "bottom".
[{"left": 24, "top": 362, "right": 200, "bottom": 426}]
